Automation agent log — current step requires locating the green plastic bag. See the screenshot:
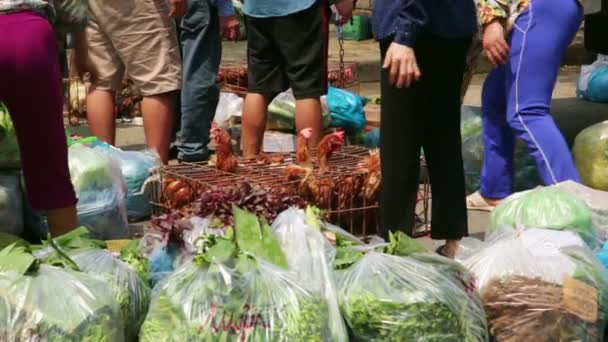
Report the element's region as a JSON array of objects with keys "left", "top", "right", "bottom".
[
  {"left": 573, "top": 121, "right": 608, "bottom": 191},
  {"left": 0, "top": 103, "right": 19, "bottom": 169},
  {"left": 490, "top": 187, "right": 597, "bottom": 247}
]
